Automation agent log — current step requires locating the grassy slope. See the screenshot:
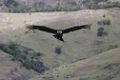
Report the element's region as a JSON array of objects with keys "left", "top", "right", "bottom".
[
  {"left": 38, "top": 47, "right": 120, "bottom": 80},
  {"left": 0, "top": 50, "right": 37, "bottom": 80},
  {"left": 0, "top": 8, "right": 120, "bottom": 79}
]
